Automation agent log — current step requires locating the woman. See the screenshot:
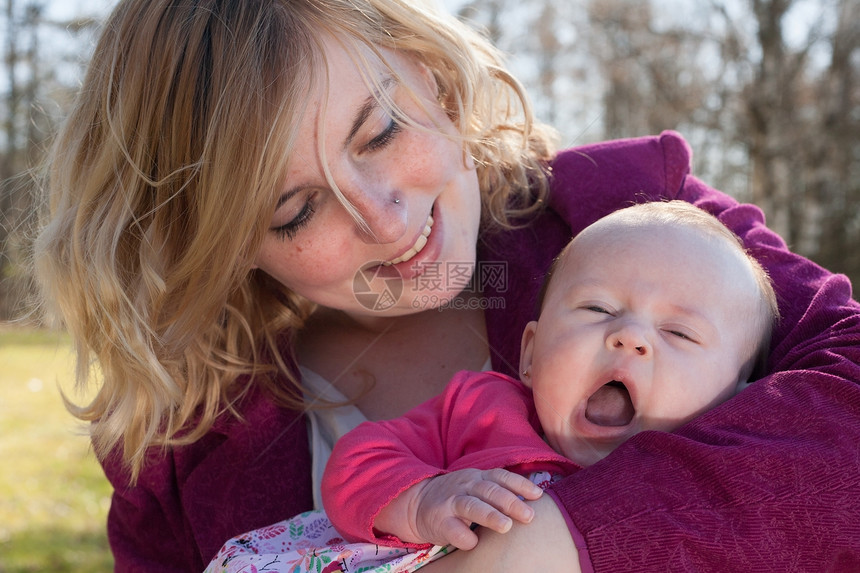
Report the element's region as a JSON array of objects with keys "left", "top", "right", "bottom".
[{"left": 34, "top": 0, "right": 860, "bottom": 571}]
